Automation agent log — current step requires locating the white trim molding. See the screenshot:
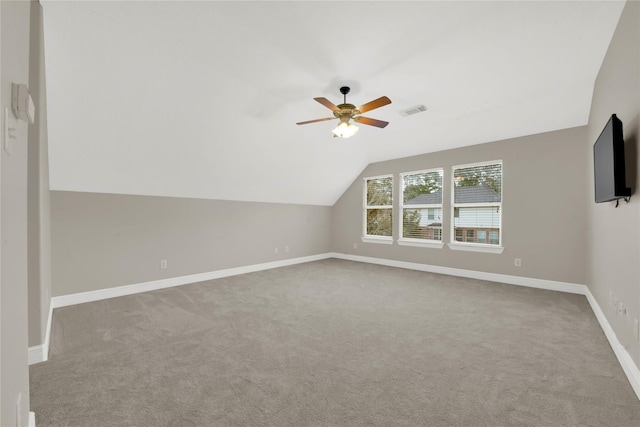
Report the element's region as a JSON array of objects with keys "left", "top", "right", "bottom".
[
  {"left": 29, "top": 299, "right": 54, "bottom": 365},
  {"left": 332, "top": 253, "right": 584, "bottom": 294},
  {"left": 361, "top": 236, "right": 393, "bottom": 245},
  {"left": 50, "top": 253, "right": 333, "bottom": 309},
  {"left": 448, "top": 242, "right": 504, "bottom": 254},
  {"left": 28, "top": 345, "right": 45, "bottom": 365},
  {"left": 584, "top": 288, "right": 640, "bottom": 399},
  {"left": 397, "top": 239, "right": 444, "bottom": 249}
]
